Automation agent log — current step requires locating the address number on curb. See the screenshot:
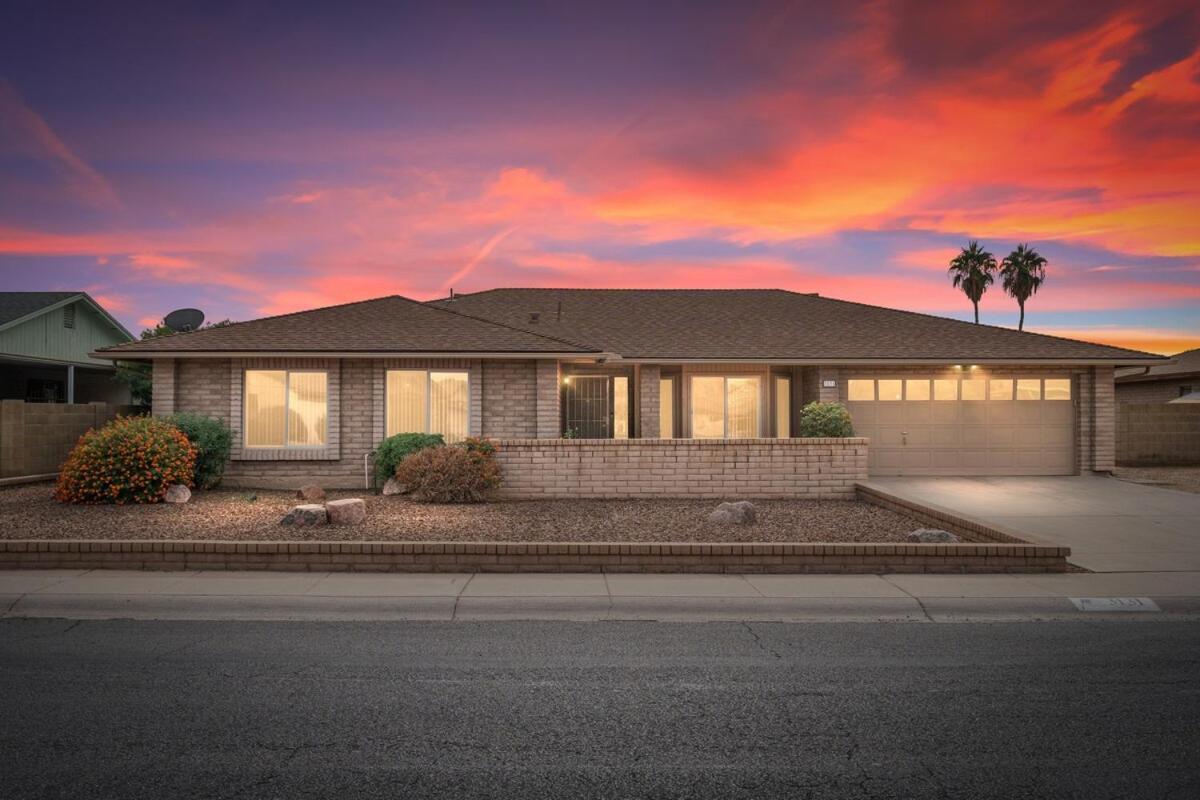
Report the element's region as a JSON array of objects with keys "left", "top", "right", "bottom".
[{"left": 1069, "top": 597, "right": 1161, "bottom": 612}]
